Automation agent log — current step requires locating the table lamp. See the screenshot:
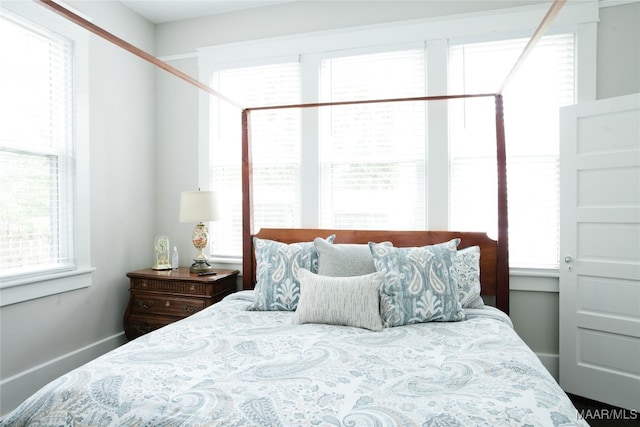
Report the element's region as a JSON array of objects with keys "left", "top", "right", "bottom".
[{"left": 179, "top": 190, "right": 220, "bottom": 273}]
